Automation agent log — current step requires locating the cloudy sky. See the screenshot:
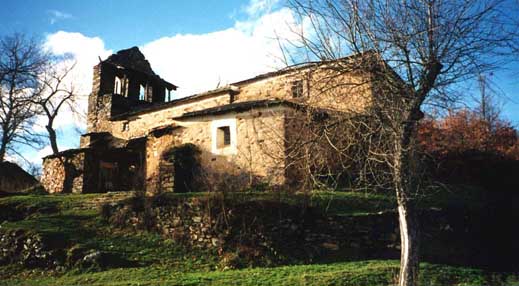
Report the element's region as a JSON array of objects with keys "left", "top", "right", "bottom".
[
  {"left": 1, "top": 0, "right": 519, "bottom": 168},
  {"left": 0, "top": 0, "right": 305, "bottom": 166}
]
